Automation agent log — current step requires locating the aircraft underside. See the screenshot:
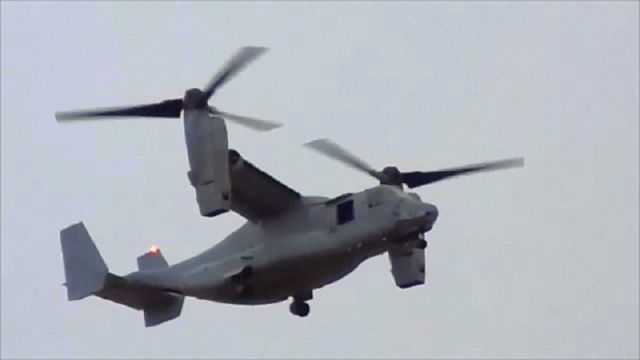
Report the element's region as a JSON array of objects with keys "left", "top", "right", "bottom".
[{"left": 185, "top": 234, "right": 390, "bottom": 306}]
